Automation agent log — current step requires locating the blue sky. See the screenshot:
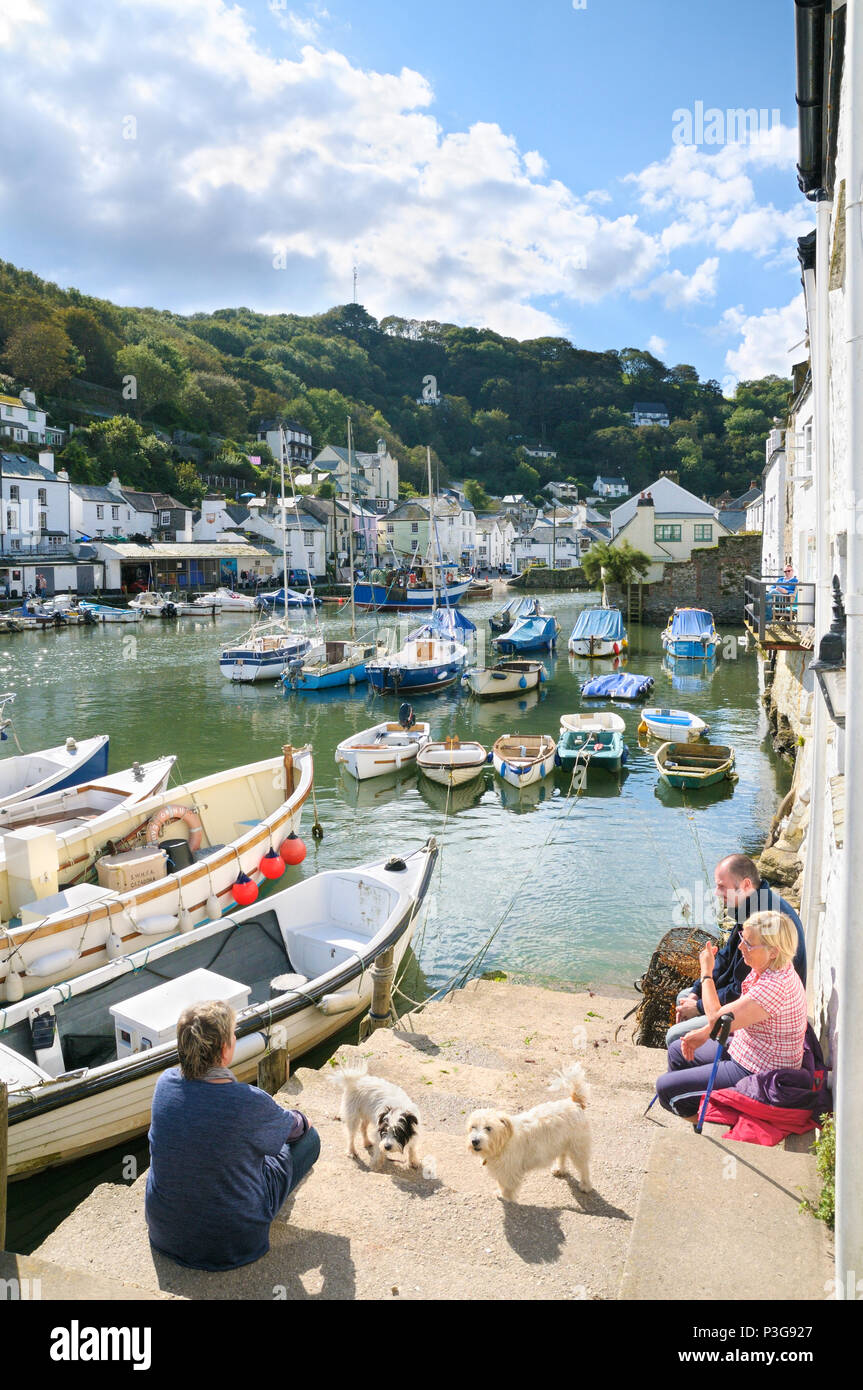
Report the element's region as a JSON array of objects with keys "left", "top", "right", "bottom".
[{"left": 0, "top": 0, "right": 812, "bottom": 387}]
